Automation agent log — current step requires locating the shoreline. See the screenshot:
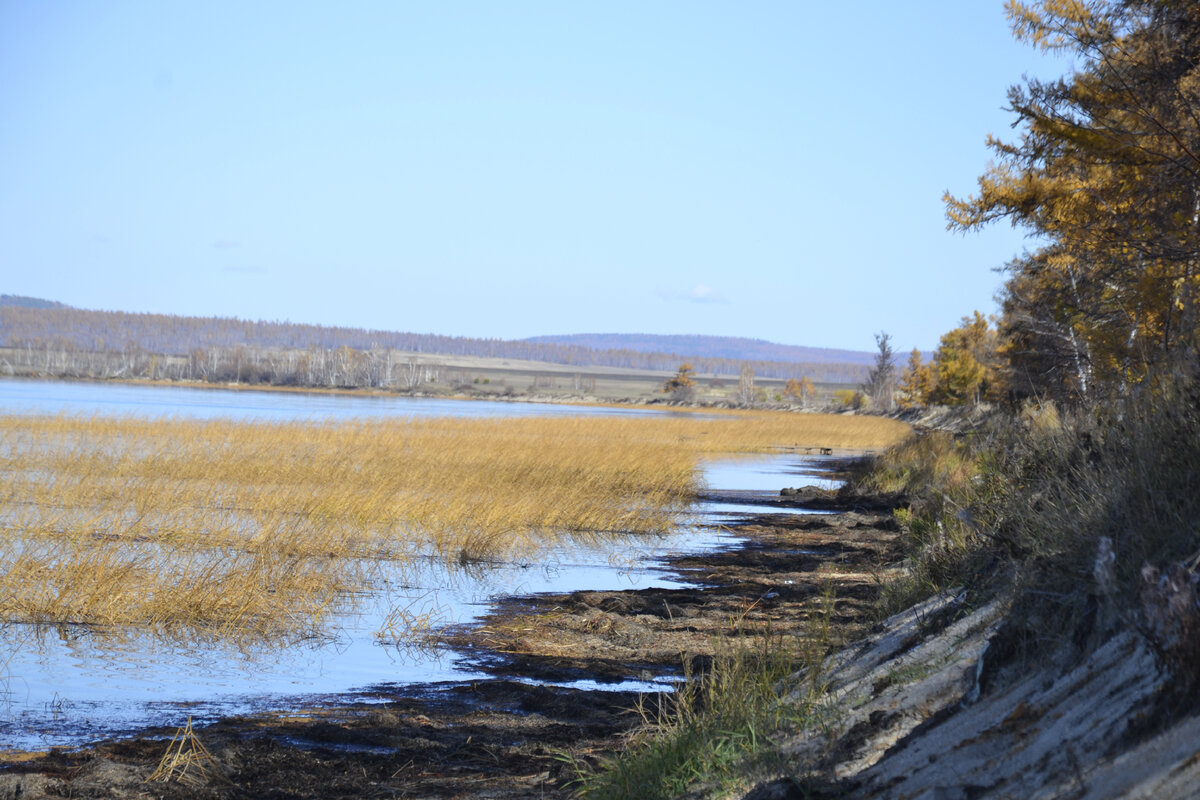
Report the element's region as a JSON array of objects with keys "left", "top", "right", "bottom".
[
  {"left": 0, "top": 372, "right": 840, "bottom": 416},
  {"left": 0, "top": 474, "right": 900, "bottom": 798}
]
